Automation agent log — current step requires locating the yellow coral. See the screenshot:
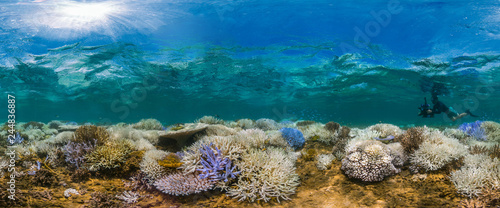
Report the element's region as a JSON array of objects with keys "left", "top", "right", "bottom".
[{"left": 158, "top": 153, "right": 183, "bottom": 168}]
